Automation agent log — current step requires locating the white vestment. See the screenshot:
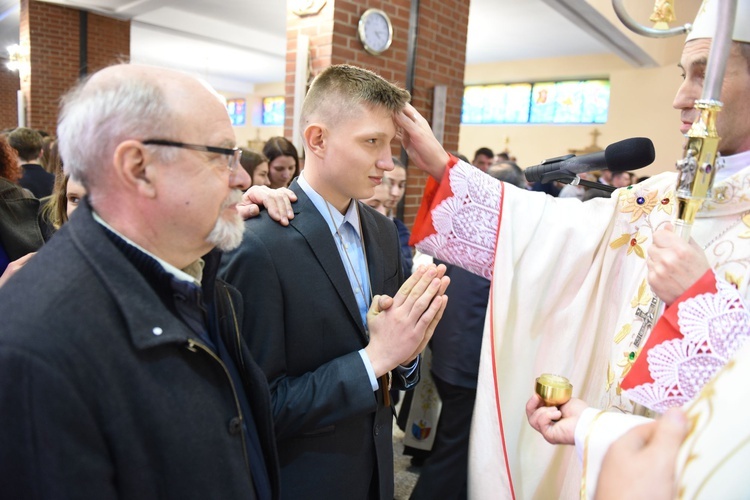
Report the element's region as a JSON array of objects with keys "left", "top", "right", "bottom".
[
  {"left": 575, "top": 277, "right": 750, "bottom": 498},
  {"left": 411, "top": 152, "right": 750, "bottom": 499}
]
